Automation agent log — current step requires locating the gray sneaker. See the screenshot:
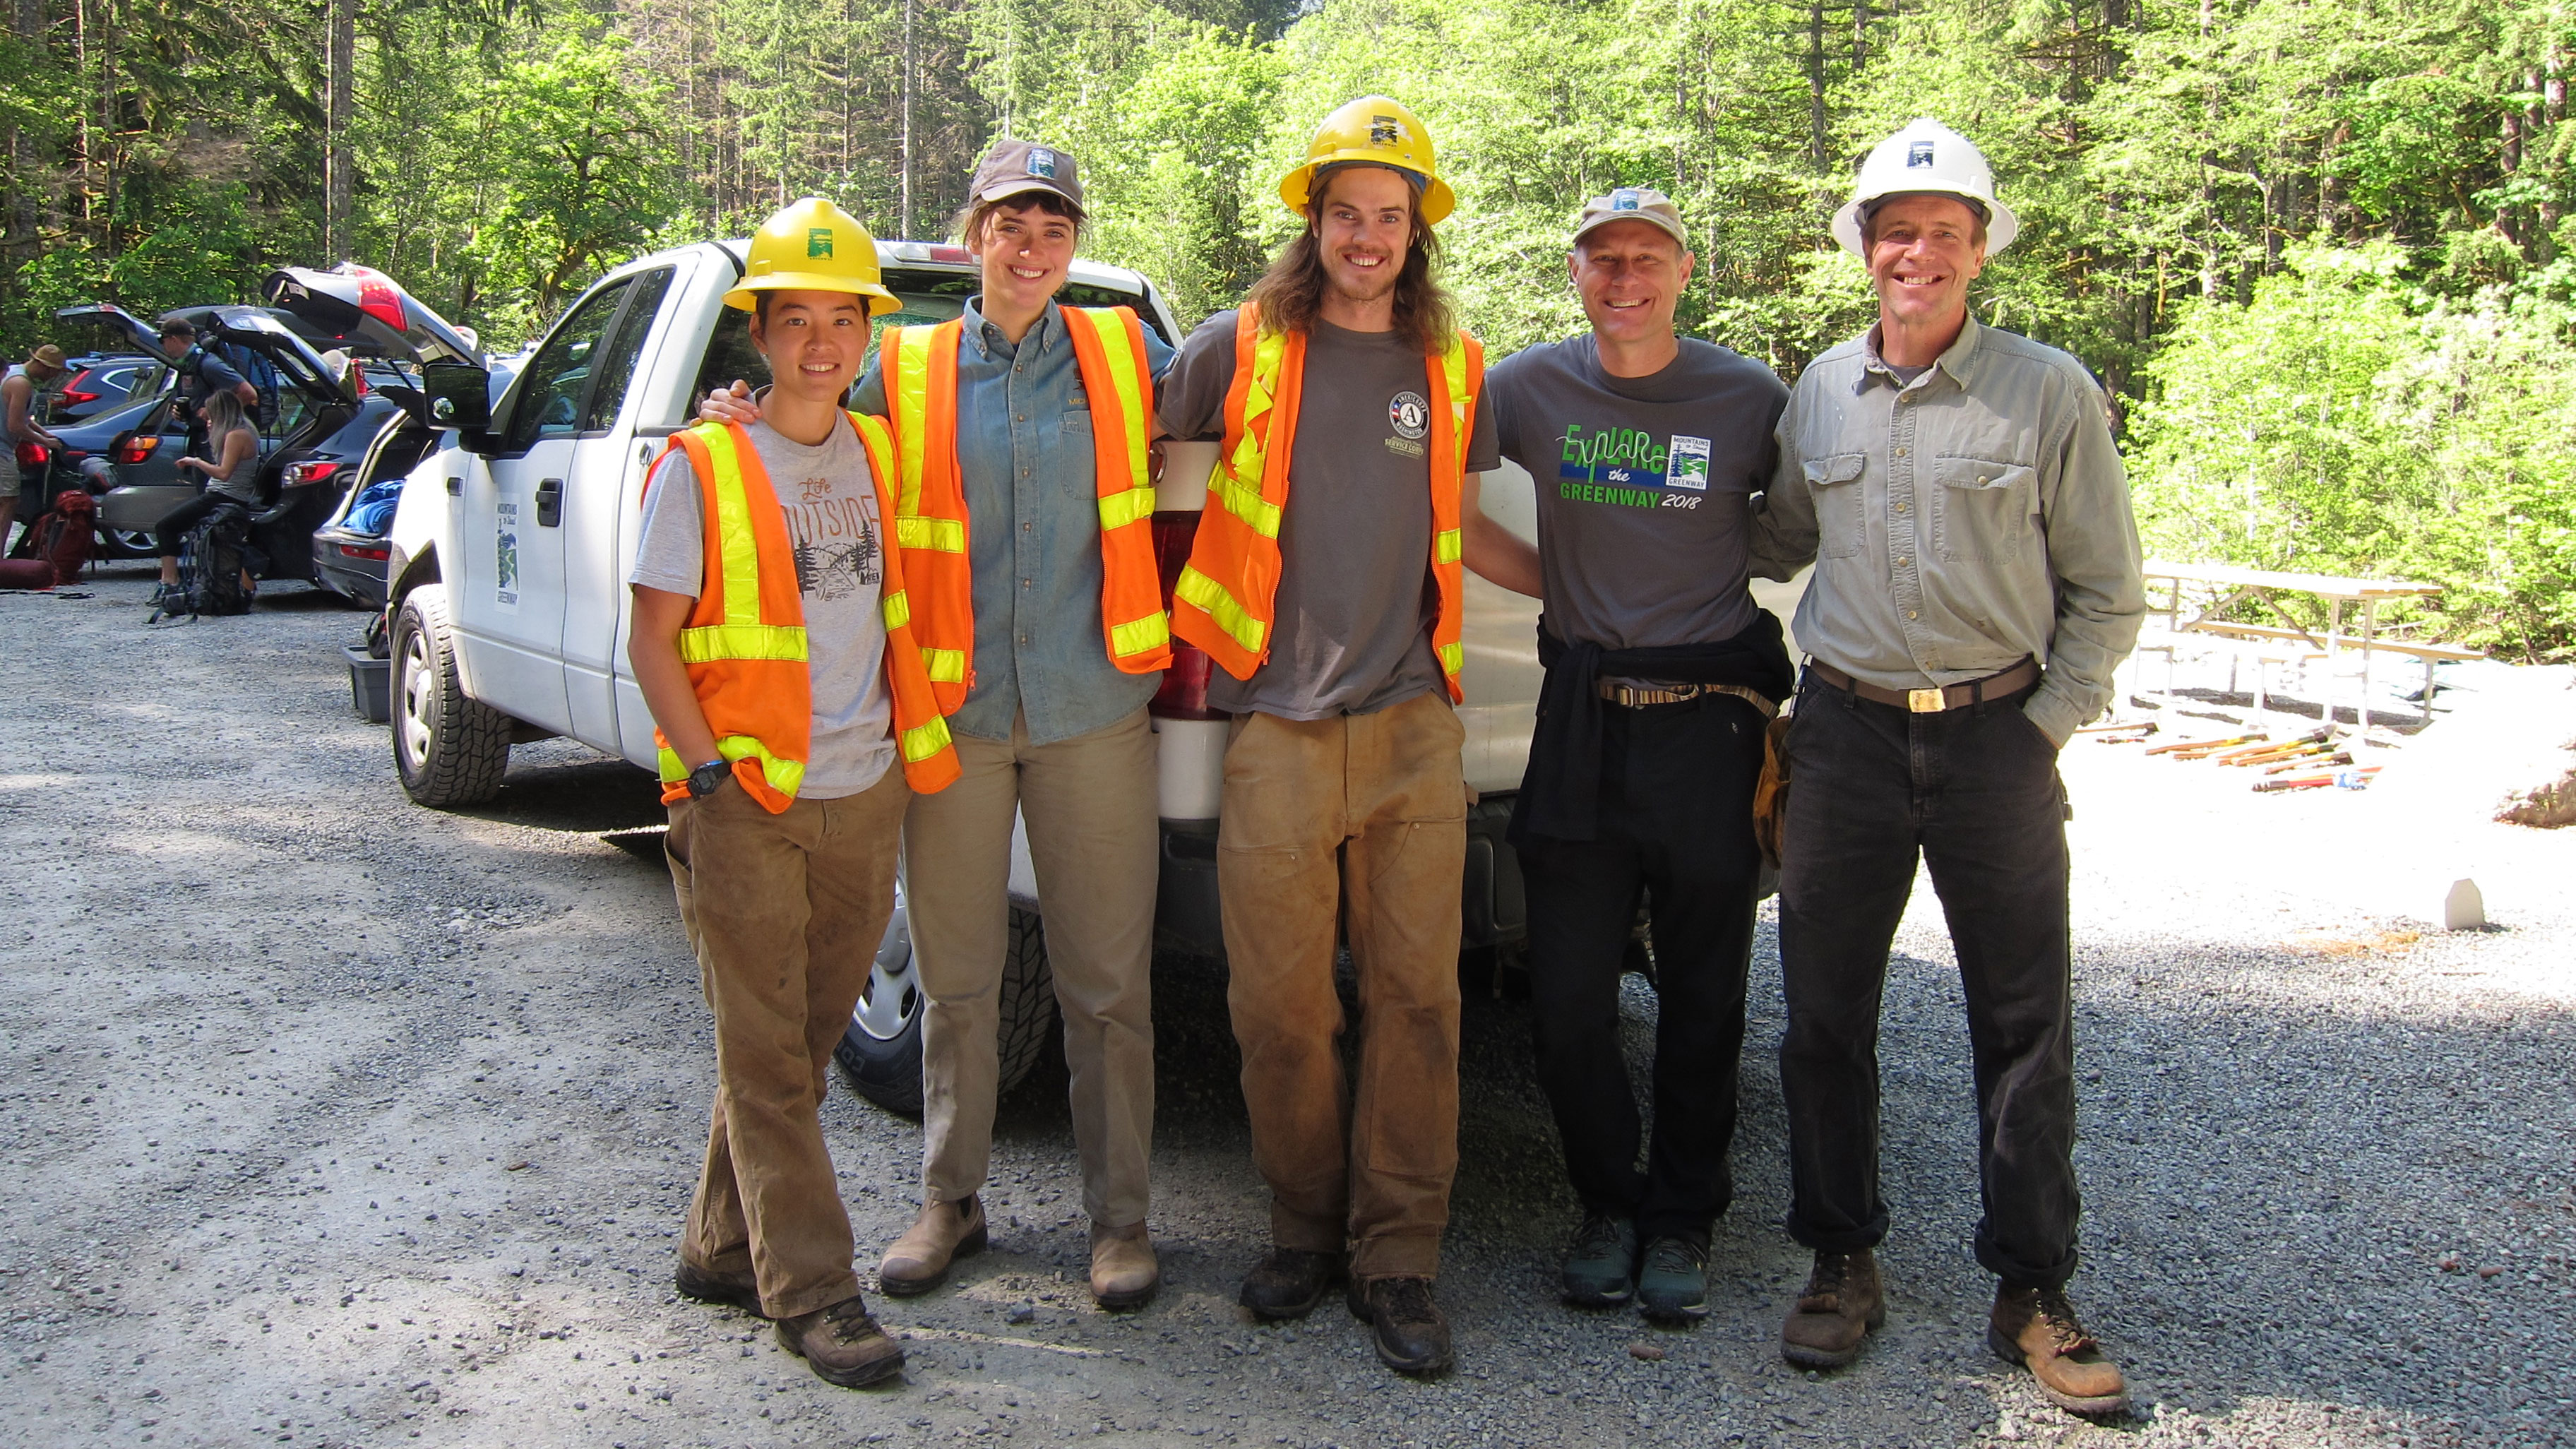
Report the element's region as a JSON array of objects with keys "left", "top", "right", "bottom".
[
  {"left": 1636, "top": 1236, "right": 1710, "bottom": 1323},
  {"left": 1561, "top": 1213, "right": 1638, "bottom": 1308}
]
